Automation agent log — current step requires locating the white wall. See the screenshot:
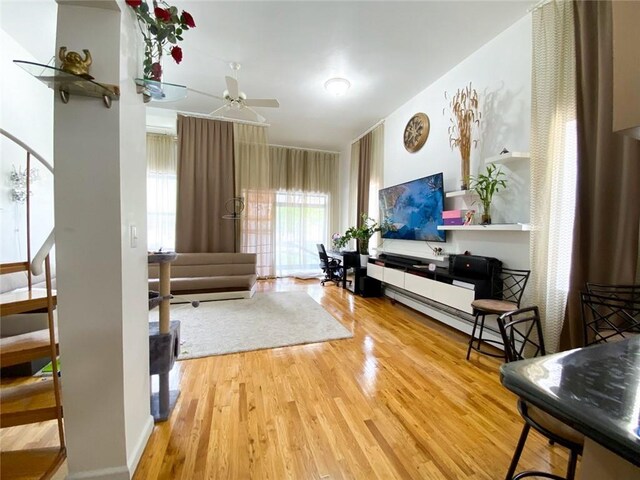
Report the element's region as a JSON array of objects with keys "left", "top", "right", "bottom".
[
  {"left": 54, "top": 2, "right": 152, "bottom": 479},
  {"left": 0, "top": 3, "right": 56, "bottom": 263},
  {"left": 375, "top": 15, "right": 532, "bottom": 268}
]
